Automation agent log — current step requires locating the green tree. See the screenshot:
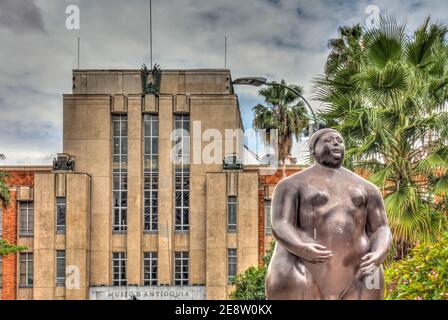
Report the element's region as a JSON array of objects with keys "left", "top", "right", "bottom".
[
  {"left": 314, "top": 16, "right": 448, "bottom": 259},
  {"left": 253, "top": 80, "right": 309, "bottom": 178},
  {"left": 325, "top": 24, "right": 364, "bottom": 77},
  {"left": 0, "top": 171, "right": 9, "bottom": 205},
  {"left": 0, "top": 239, "right": 27, "bottom": 256},
  {"left": 230, "top": 241, "right": 274, "bottom": 300},
  {"left": 385, "top": 233, "right": 448, "bottom": 300}
]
